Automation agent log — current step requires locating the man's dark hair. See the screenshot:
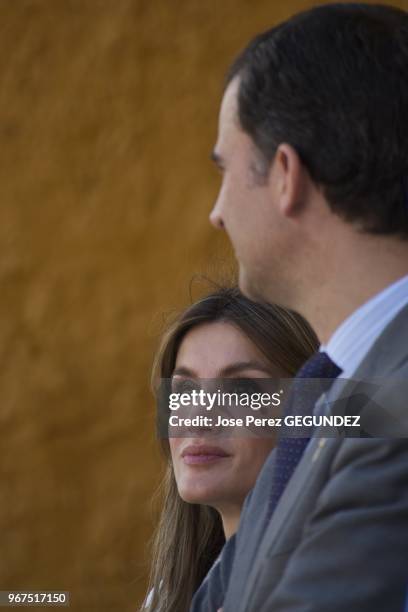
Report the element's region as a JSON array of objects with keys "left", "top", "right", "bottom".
[{"left": 227, "top": 3, "right": 408, "bottom": 237}]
